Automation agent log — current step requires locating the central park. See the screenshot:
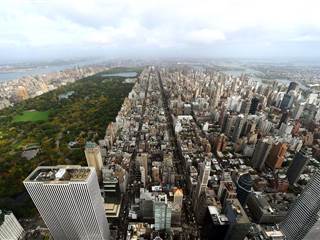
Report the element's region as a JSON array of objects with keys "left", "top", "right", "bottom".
[{"left": 0, "top": 67, "right": 141, "bottom": 218}]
